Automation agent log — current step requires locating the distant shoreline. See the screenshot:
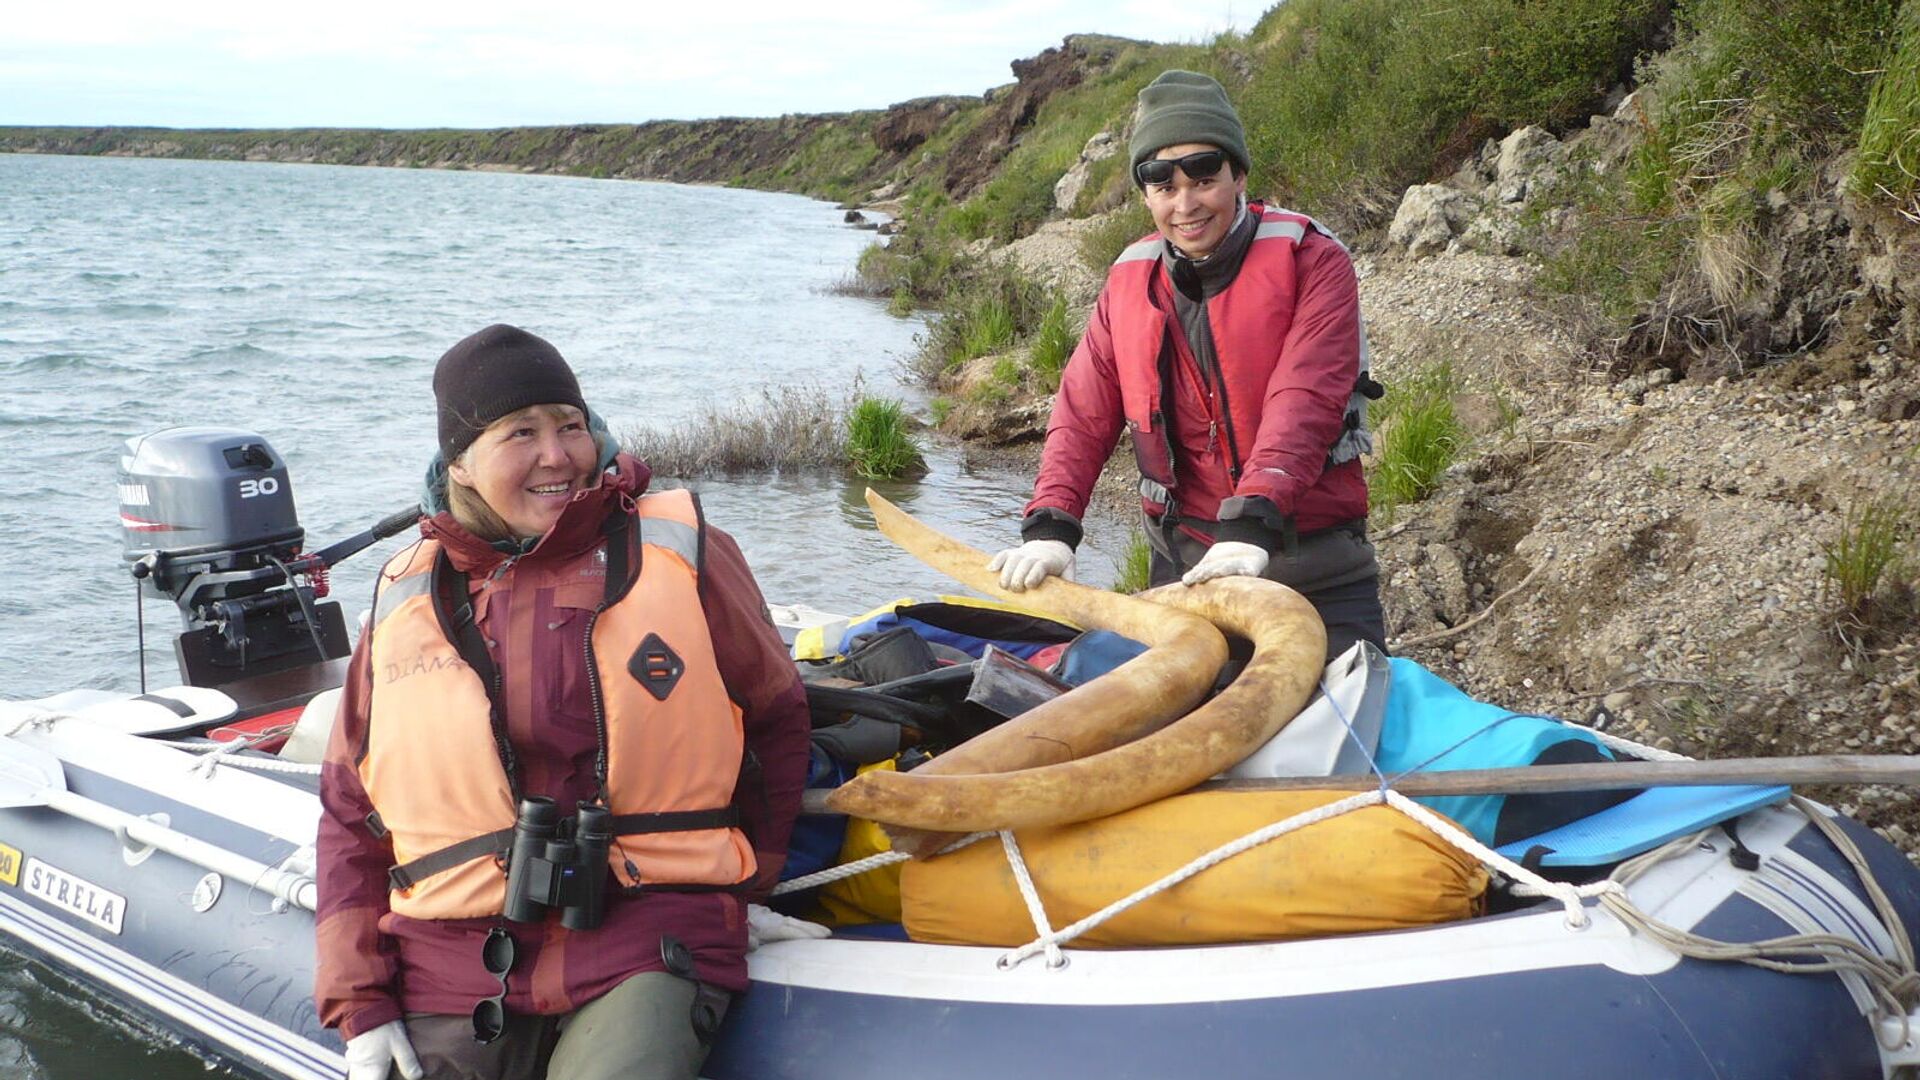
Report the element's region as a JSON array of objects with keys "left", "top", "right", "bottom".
[{"left": 0, "top": 97, "right": 979, "bottom": 208}]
